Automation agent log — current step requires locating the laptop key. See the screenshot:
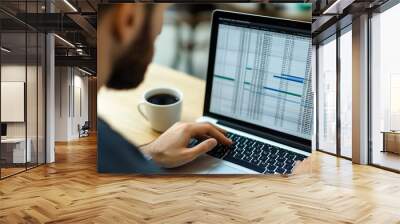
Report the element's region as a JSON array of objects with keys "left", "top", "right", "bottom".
[
  {"left": 267, "top": 164, "right": 277, "bottom": 172},
  {"left": 277, "top": 157, "right": 286, "bottom": 163},
  {"left": 207, "top": 144, "right": 229, "bottom": 158},
  {"left": 233, "top": 153, "right": 243, "bottom": 160},
  {"left": 265, "top": 169, "right": 275, "bottom": 174},
  {"left": 275, "top": 167, "right": 286, "bottom": 174},
  {"left": 253, "top": 149, "right": 262, "bottom": 155},
  {"left": 297, "top": 155, "right": 307, "bottom": 161},
  {"left": 236, "top": 148, "right": 245, "bottom": 153},
  {"left": 270, "top": 148, "right": 278, "bottom": 154},
  {"left": 243, "top": 155, "right": 252, "bottom": 162},
  {"left": 224, "top": 154, "right": 266, "bottom": 173},
  {"left": 275, "top": 161, "right": 284, "bottom": 168},
  {"left": 284, "top": 164, "right": 294, "bottom": 172},
  {"left": 293, "top": 155, "right": 306, "bottom": 161},
  {"left": 267, "top": 158, "right": 276, "bottom": 164},
  {"left": 244, "top": 150, "right": 252, "bottom": 156},
  {"left": 269, "top": 154, "right": 278, "bottom": 159},
  {"left": 285, "top": 159, "right": 295, "bottom": 165},
  {"left": 254, "top": 142, "right": 264, "bottom": 149},
  {"left": 277, "top": 150, "right": 287, "bottom": 157},
  {"left": 252, "top": 158, "right": 261, "bottom": 165}
]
